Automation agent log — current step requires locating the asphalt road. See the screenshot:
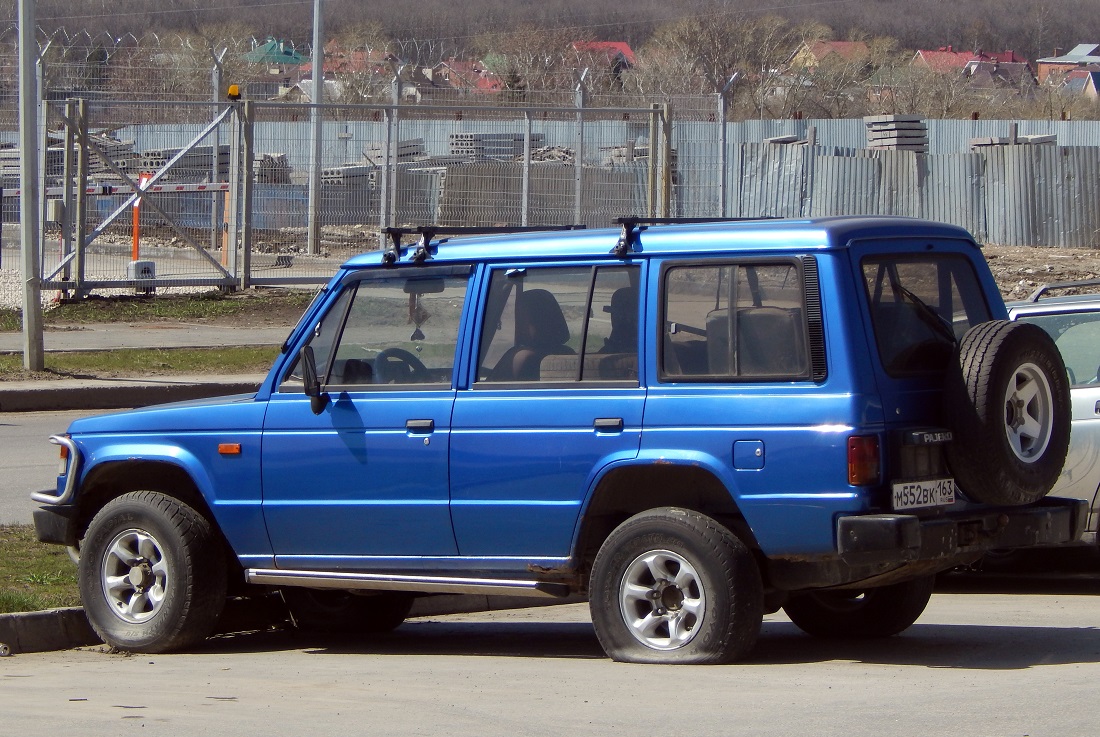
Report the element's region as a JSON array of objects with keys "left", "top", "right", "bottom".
[
  {"left": 0, "top": 410, "right": 89, "bottom": 525},
  {"left": 3, "top": 587, "right": 1100, "bottom": 737}
]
